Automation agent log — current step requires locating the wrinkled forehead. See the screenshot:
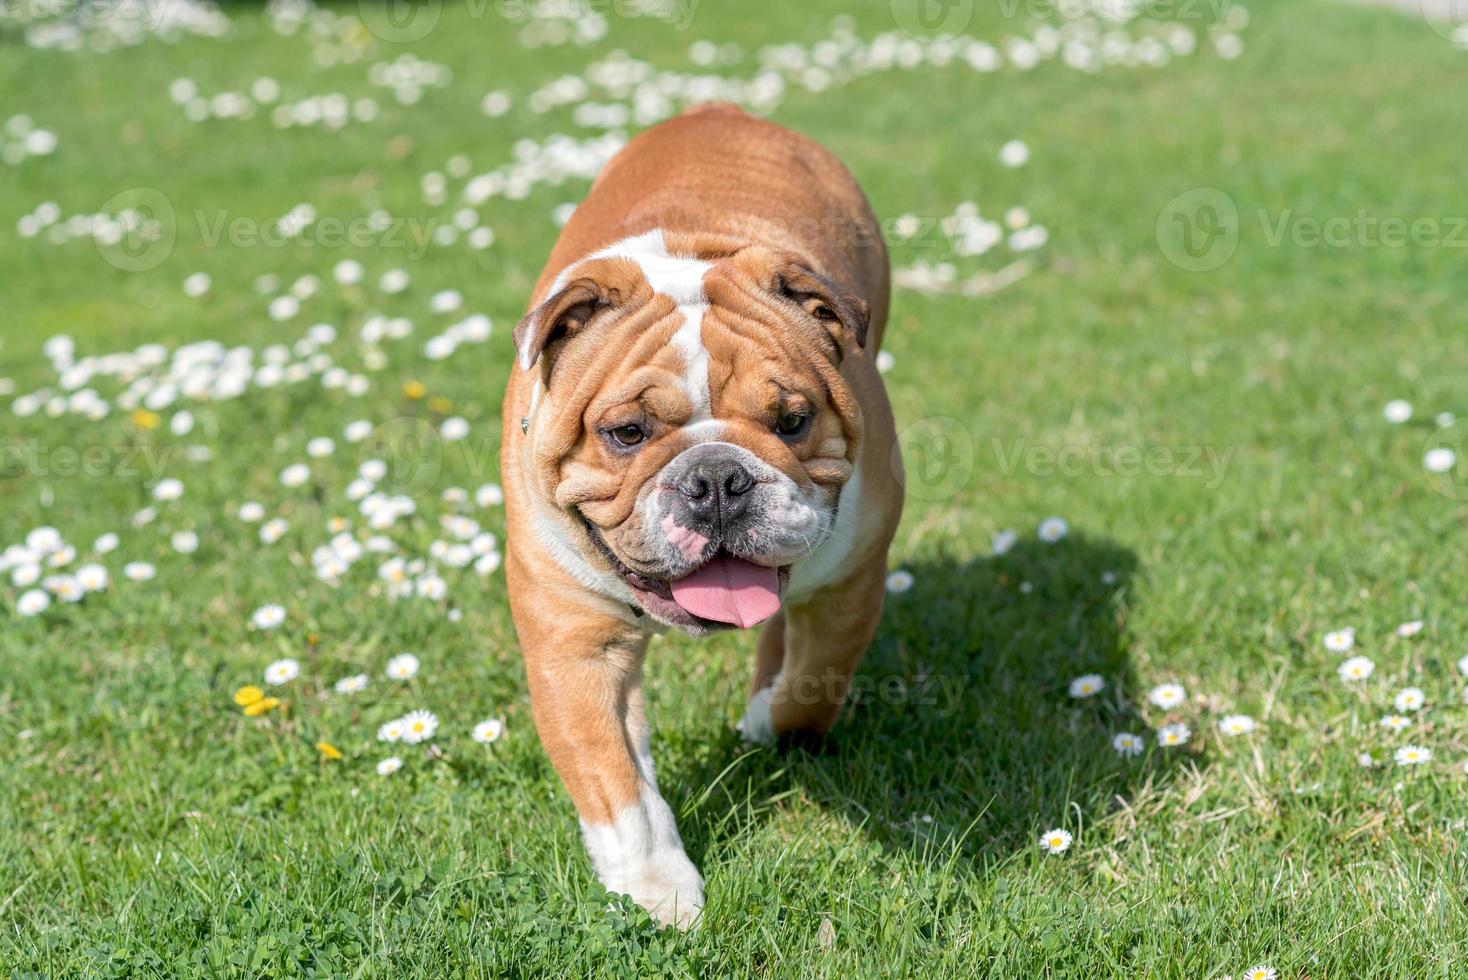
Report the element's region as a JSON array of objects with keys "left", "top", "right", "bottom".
[{"left": 551, "top": 228, "right": 713, "bottom": 307}]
